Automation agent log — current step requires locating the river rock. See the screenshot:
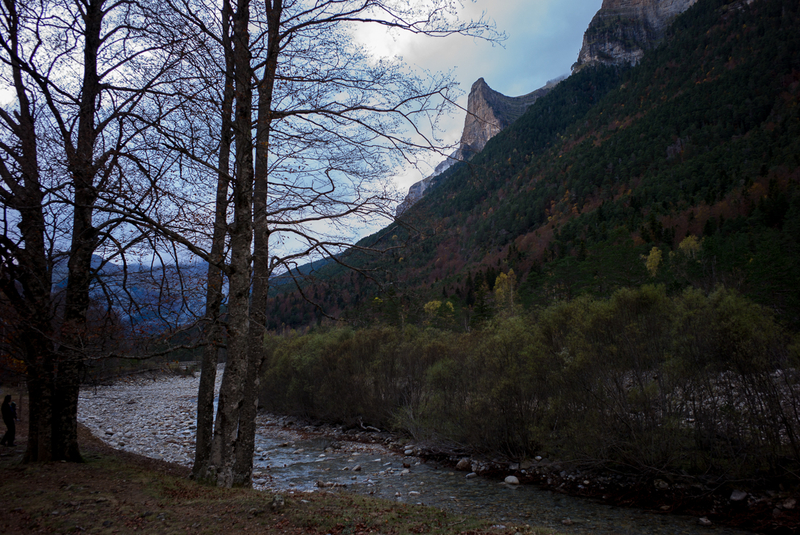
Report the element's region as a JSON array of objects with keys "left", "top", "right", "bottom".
[
  {"left": 466, "top": 472, "right": 478, "bottom": 479},
  {"left": 783, "top": 498, "right": 796, "bottom": 510},
  {"left": 698, "top": 517, "right": 712, "bottom": 526},
  {"left": 504, "top": 476, "right": 520, "bottom": 485},
  {"left": 730, "top": 490, "right": 748, "bottom": 502},
  {"left": 456, "top": 458, "right": 470, "bottom": 471}
]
